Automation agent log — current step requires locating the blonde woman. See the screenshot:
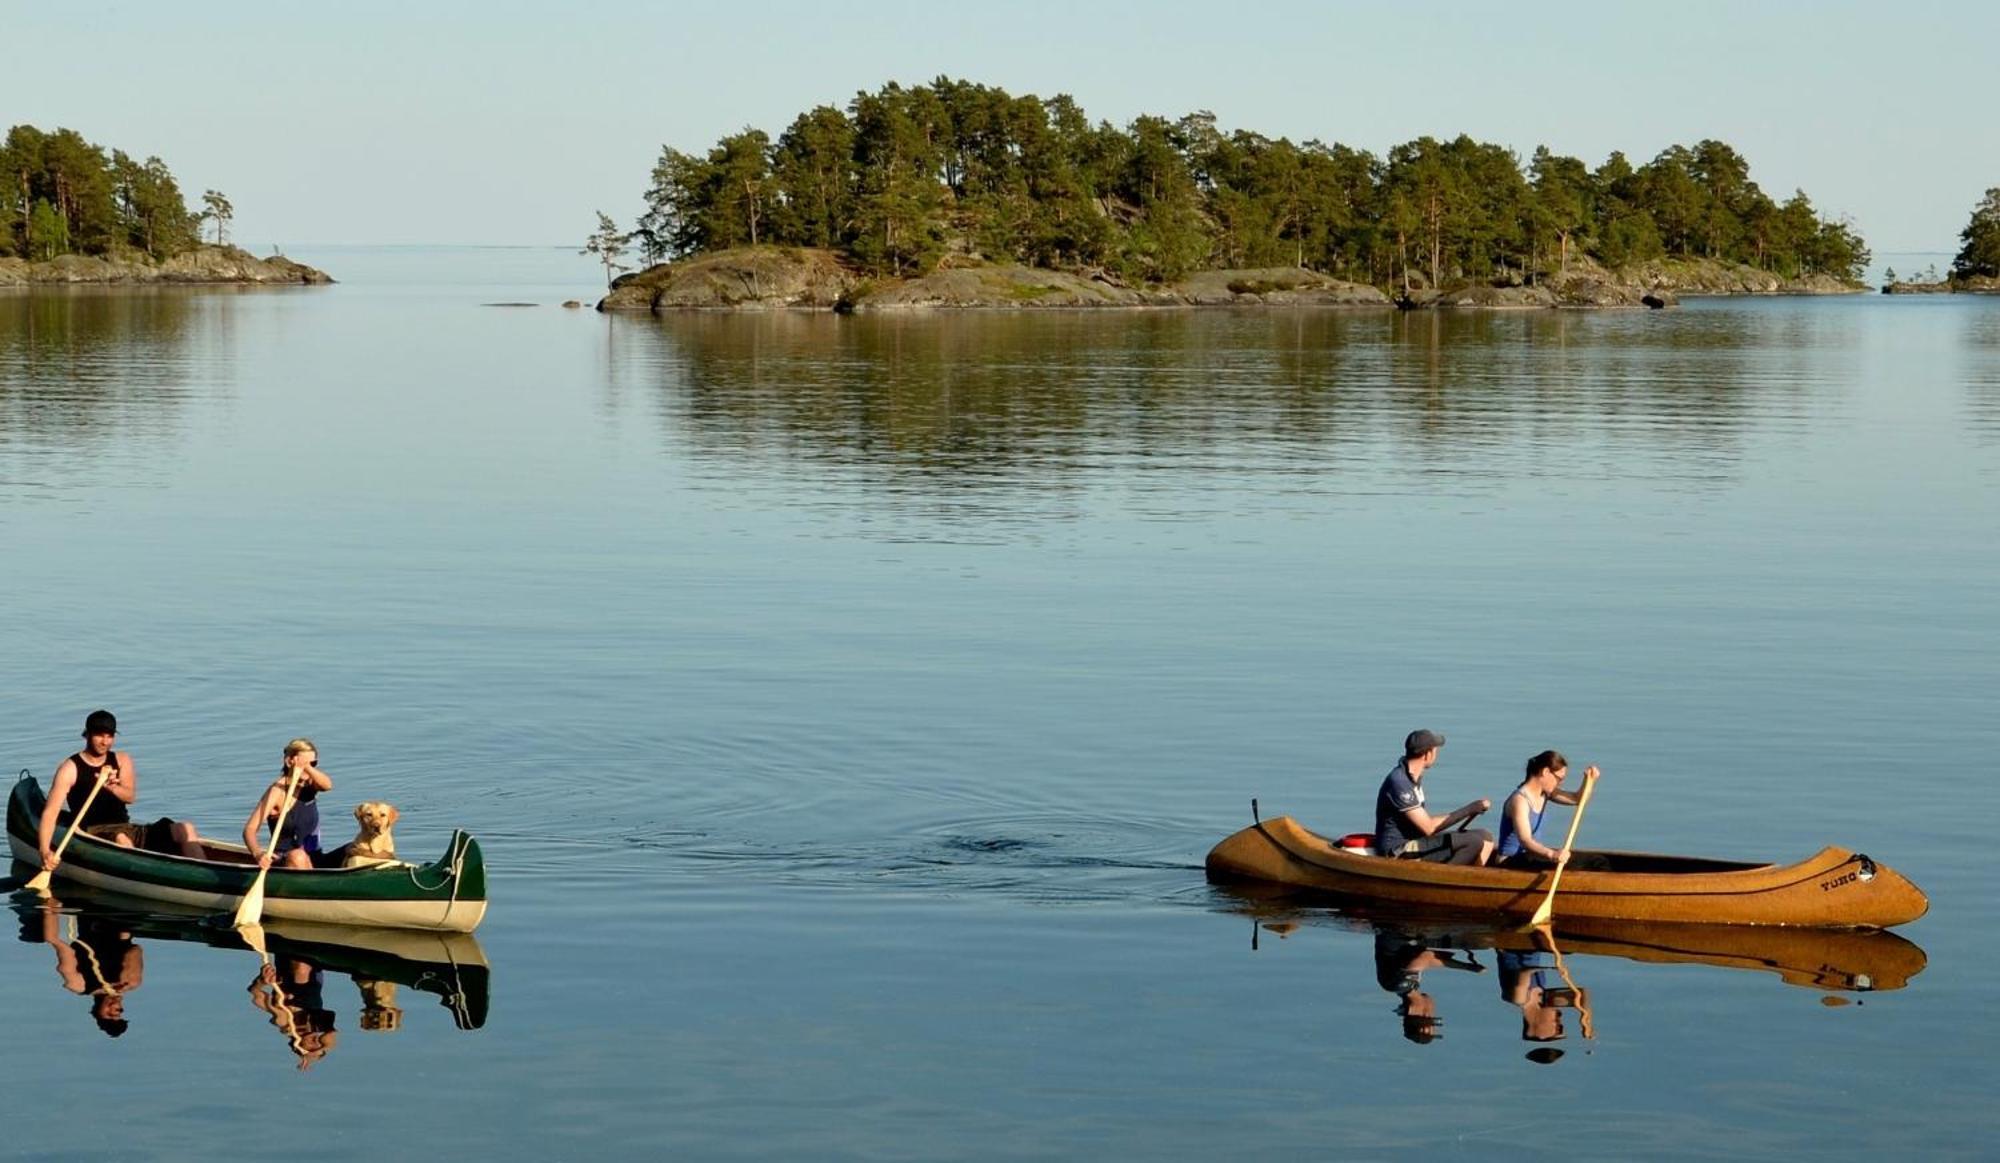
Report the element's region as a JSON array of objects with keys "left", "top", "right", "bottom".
[{"left": 243, "top": 739, "right": 334, "bottom": 871}]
